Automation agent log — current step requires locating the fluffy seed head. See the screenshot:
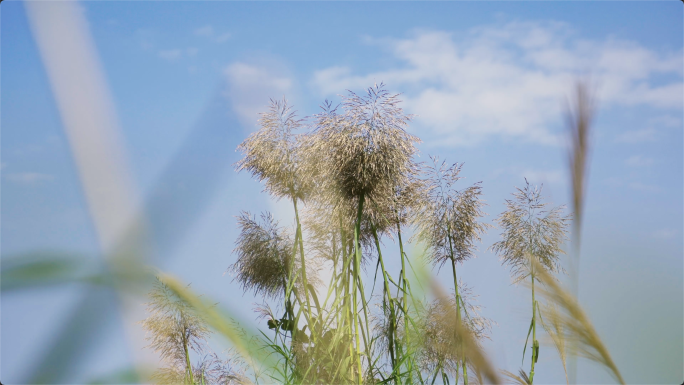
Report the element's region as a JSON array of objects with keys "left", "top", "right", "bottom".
[
  {"left": 236, "top": 98, "right": 312, "bottom": 202},
  {"left": 230, "top": 212, "right": 295, "bottom": 299},
  {"left": 490, "top": 180, "right": 571, "bottom": 283},
  {"left": 305, "top": 84, "right": 420, "bottom": 204},
  {"left": 412, "top": 157, "right": 490, "bottom": 267}
]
